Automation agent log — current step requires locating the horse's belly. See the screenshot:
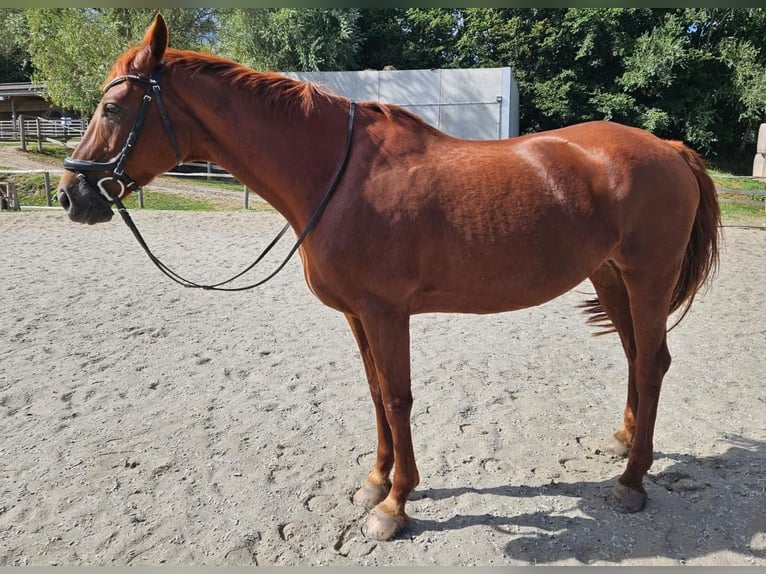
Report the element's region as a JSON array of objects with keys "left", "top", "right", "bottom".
[
  {"left": 411, "top": 270, "right": 589, "bottom": 314},
  {"left": 409, "top": 232, "right": 614, "bottom": 314}
]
